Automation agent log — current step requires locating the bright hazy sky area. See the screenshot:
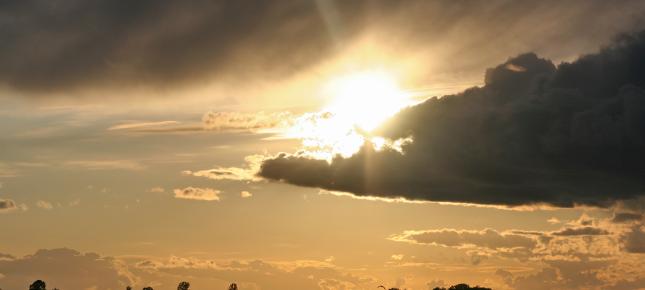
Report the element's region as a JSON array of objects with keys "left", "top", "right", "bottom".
[{"left": 1, "top": 1, "right": 645, "bottom": 290}]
